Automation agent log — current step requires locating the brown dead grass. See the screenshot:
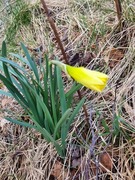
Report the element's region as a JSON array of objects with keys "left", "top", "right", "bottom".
[{"left": 0, "top": 0, "right": 135, "bottom": 179}]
